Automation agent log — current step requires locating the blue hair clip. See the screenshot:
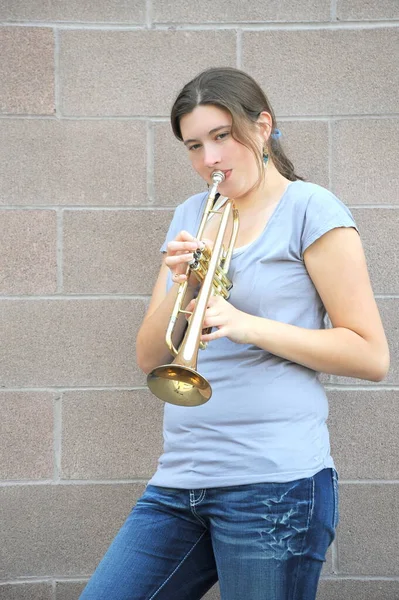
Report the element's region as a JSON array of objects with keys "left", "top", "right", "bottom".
[{"left": 271, "top": 129, "right": 281, "bottom": 140}]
